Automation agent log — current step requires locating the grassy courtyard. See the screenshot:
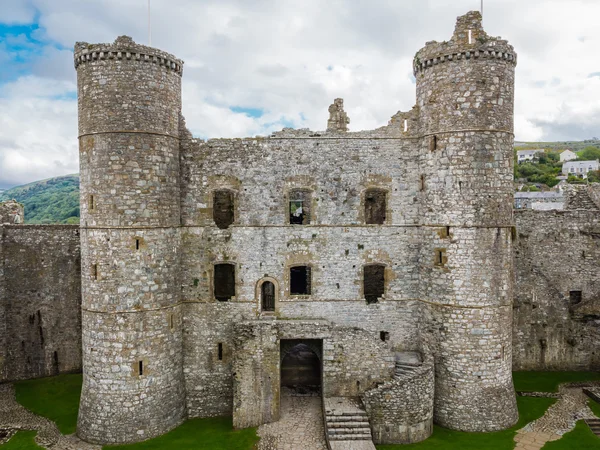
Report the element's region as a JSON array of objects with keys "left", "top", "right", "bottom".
[{"left": 2, "top": 371, "right": 600, "bottom": 449}]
